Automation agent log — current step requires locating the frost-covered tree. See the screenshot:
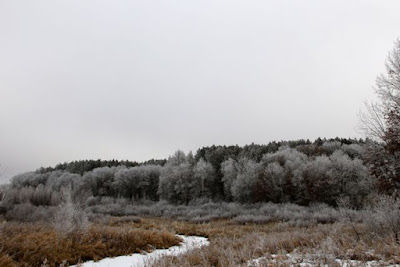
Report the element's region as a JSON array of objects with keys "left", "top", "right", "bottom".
[
  {"left": 231, "top": 158, "right": 262, "bottom": 203},
  {"left": 52, "top": 172, "right": 80, "bottom": 191},
  {"left": 221, "top": 158, "right": 240, "bottom": 201},
  {"left": 158, "top": 150, "right": 195, "bottom": 204},
  {"left": 114, "top": 167, "right": 142, "bottom": 199},
  {"left": 197, "top": 145, "right": 242, "bottom": 199},
  {"left": 193, "top": 158, "right": 215, "bottom": 199},
  {"left": 321, "top": 141, "right": 343, "bottom": 155},
  {"left": 260, "top": 147, "right": 308, "bottom": 203},
  {"left": 259, "top": 162, "right": 285, "bottom": 202},
  {"left": 158, "top": 165, "right": 176, "bottom": 202},
  {"left": 302, "top": 155, "right": 334, "bottom": 204},
  {"left": 340, "top": 143, "right": 365, "bottom": 159},
  {"left": 134, "top": 165, "right": 161, "bottom": 201},
  {"left": 114, "top": 165, "right": 161, "bottom": 200},
  {"left": 299, "top": 150, "right": 373, "bottom": 206},
  {"left": 172, "top": 162, "right": 193, "bottom": 205},
  {"left": 167, "top": 150, "right": 187, "bottom": 166},
  {"left": 11, "top": 172, "right": 46, "bottom": 188},
  {"left": 88, "top": 166, "right": 119, "bottom": 197},
  {"left": 328, "top": 150, "right": 372, "bottom": 206}
]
